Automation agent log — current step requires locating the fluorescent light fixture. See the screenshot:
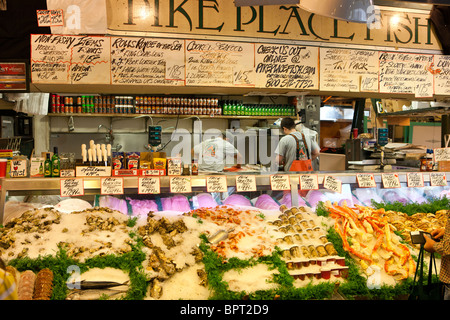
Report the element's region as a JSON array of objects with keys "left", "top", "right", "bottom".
[
  {"left": 298, "top": 0, "right": 374, "bottom": 23},
  {"left": 234, "top": 0, "right": 300, "bottom": 6}
]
